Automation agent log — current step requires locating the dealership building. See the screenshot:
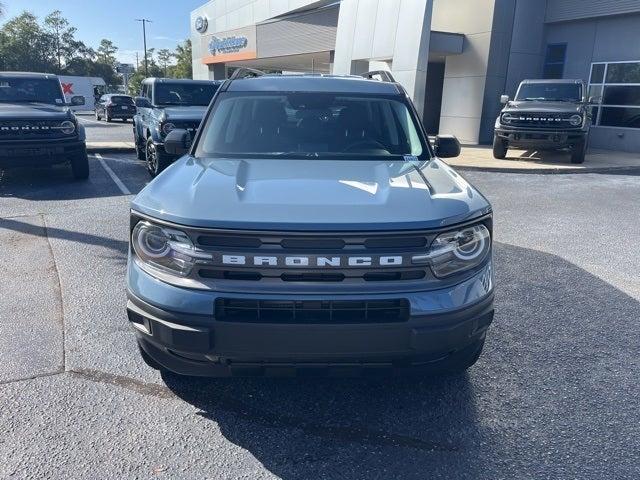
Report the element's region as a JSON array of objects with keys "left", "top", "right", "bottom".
[{"left": 191, "top": 0, "right": 640, "bottom": 151}]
